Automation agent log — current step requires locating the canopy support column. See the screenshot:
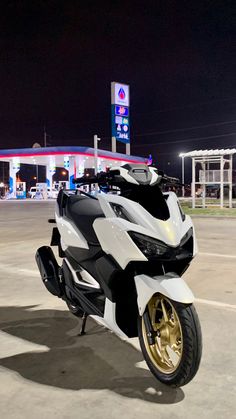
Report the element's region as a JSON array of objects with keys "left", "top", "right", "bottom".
[
  {"left": 9, "top": 159, "right": 20, "bottom": 198},
  {"left": 191, "top": 157, "right": 196, "bottom": 209},
  {"left": 220, "top": 156, "right": 224, "bottom": 209},
  {"left": 69, "top": 156, "right": 76, "bottom": 189},
  {"left": 229, "top": 155, "right": 233, "bottom": 208}
]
